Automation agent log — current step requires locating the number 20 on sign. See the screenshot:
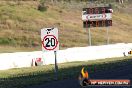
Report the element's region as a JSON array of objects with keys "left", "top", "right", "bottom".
[{"left": 41, "top": 28, "right": 59, "bottom": 51}]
